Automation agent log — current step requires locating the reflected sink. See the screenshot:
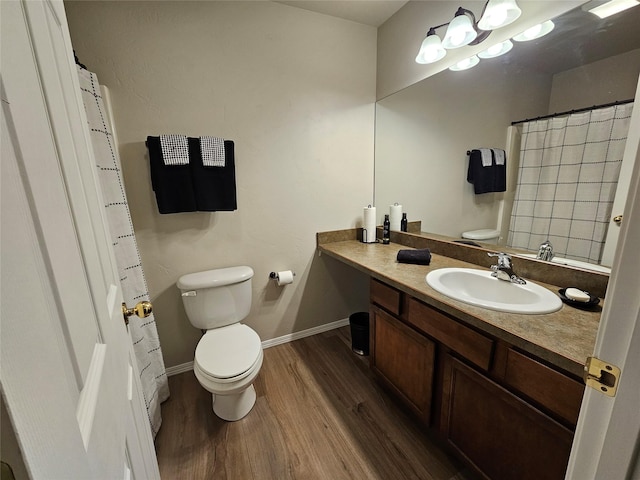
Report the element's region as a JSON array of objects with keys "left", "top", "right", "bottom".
[{"left": 426, "top": 268, "right": 562, "bottom": 314}]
